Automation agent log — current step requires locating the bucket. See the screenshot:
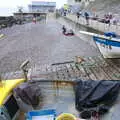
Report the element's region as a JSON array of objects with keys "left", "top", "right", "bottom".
[{"left": 56, "top": 113, "right": 76, "bottom": 120}]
